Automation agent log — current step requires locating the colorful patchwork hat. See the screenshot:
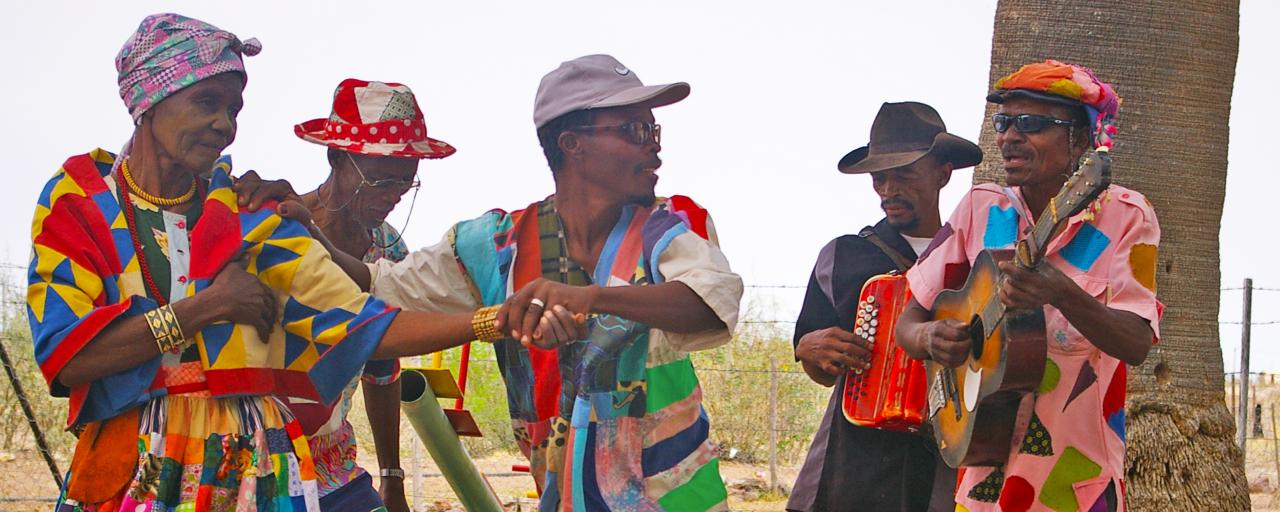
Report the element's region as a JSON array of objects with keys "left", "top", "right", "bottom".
[
  {"left": 295, "top": 79, "right": 456, "bottom": 159},
  {"left": 116, "top": 13, "right": 261, "bottom": 123},
  {"left": 987, "top": 59, "right": 1121, "bottom": 148}
]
